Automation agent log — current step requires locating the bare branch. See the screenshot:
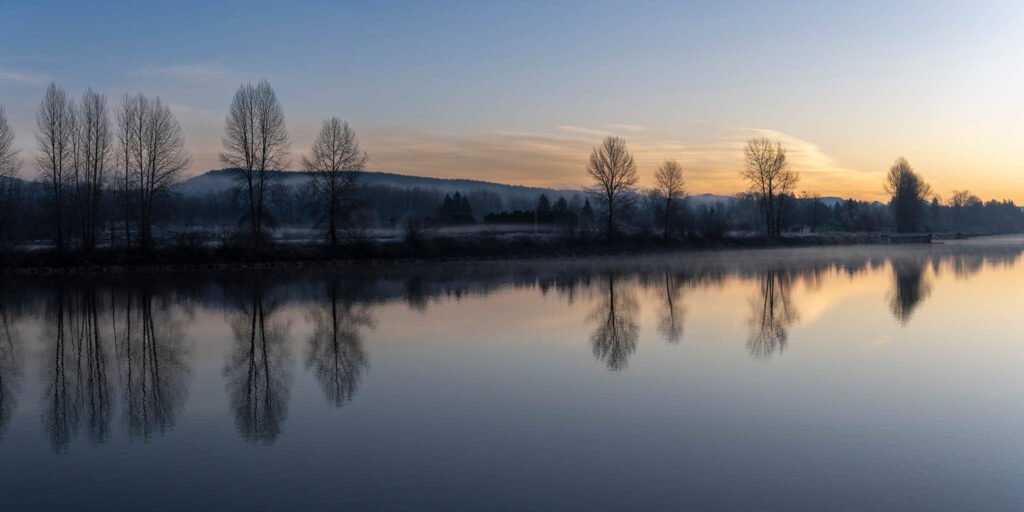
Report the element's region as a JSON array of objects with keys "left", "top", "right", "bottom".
[
  {"left": 741, "top": 137, "right": 799, "bottom": 237},
  {"left": 221, "top": 80, "right": 289, "bottom": 244},
  {"left": 586, "top": 136, "right": 638, "bottom": 240},
  {"left": 302, "top": 117, "right": 368, "bottom": 247}
]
